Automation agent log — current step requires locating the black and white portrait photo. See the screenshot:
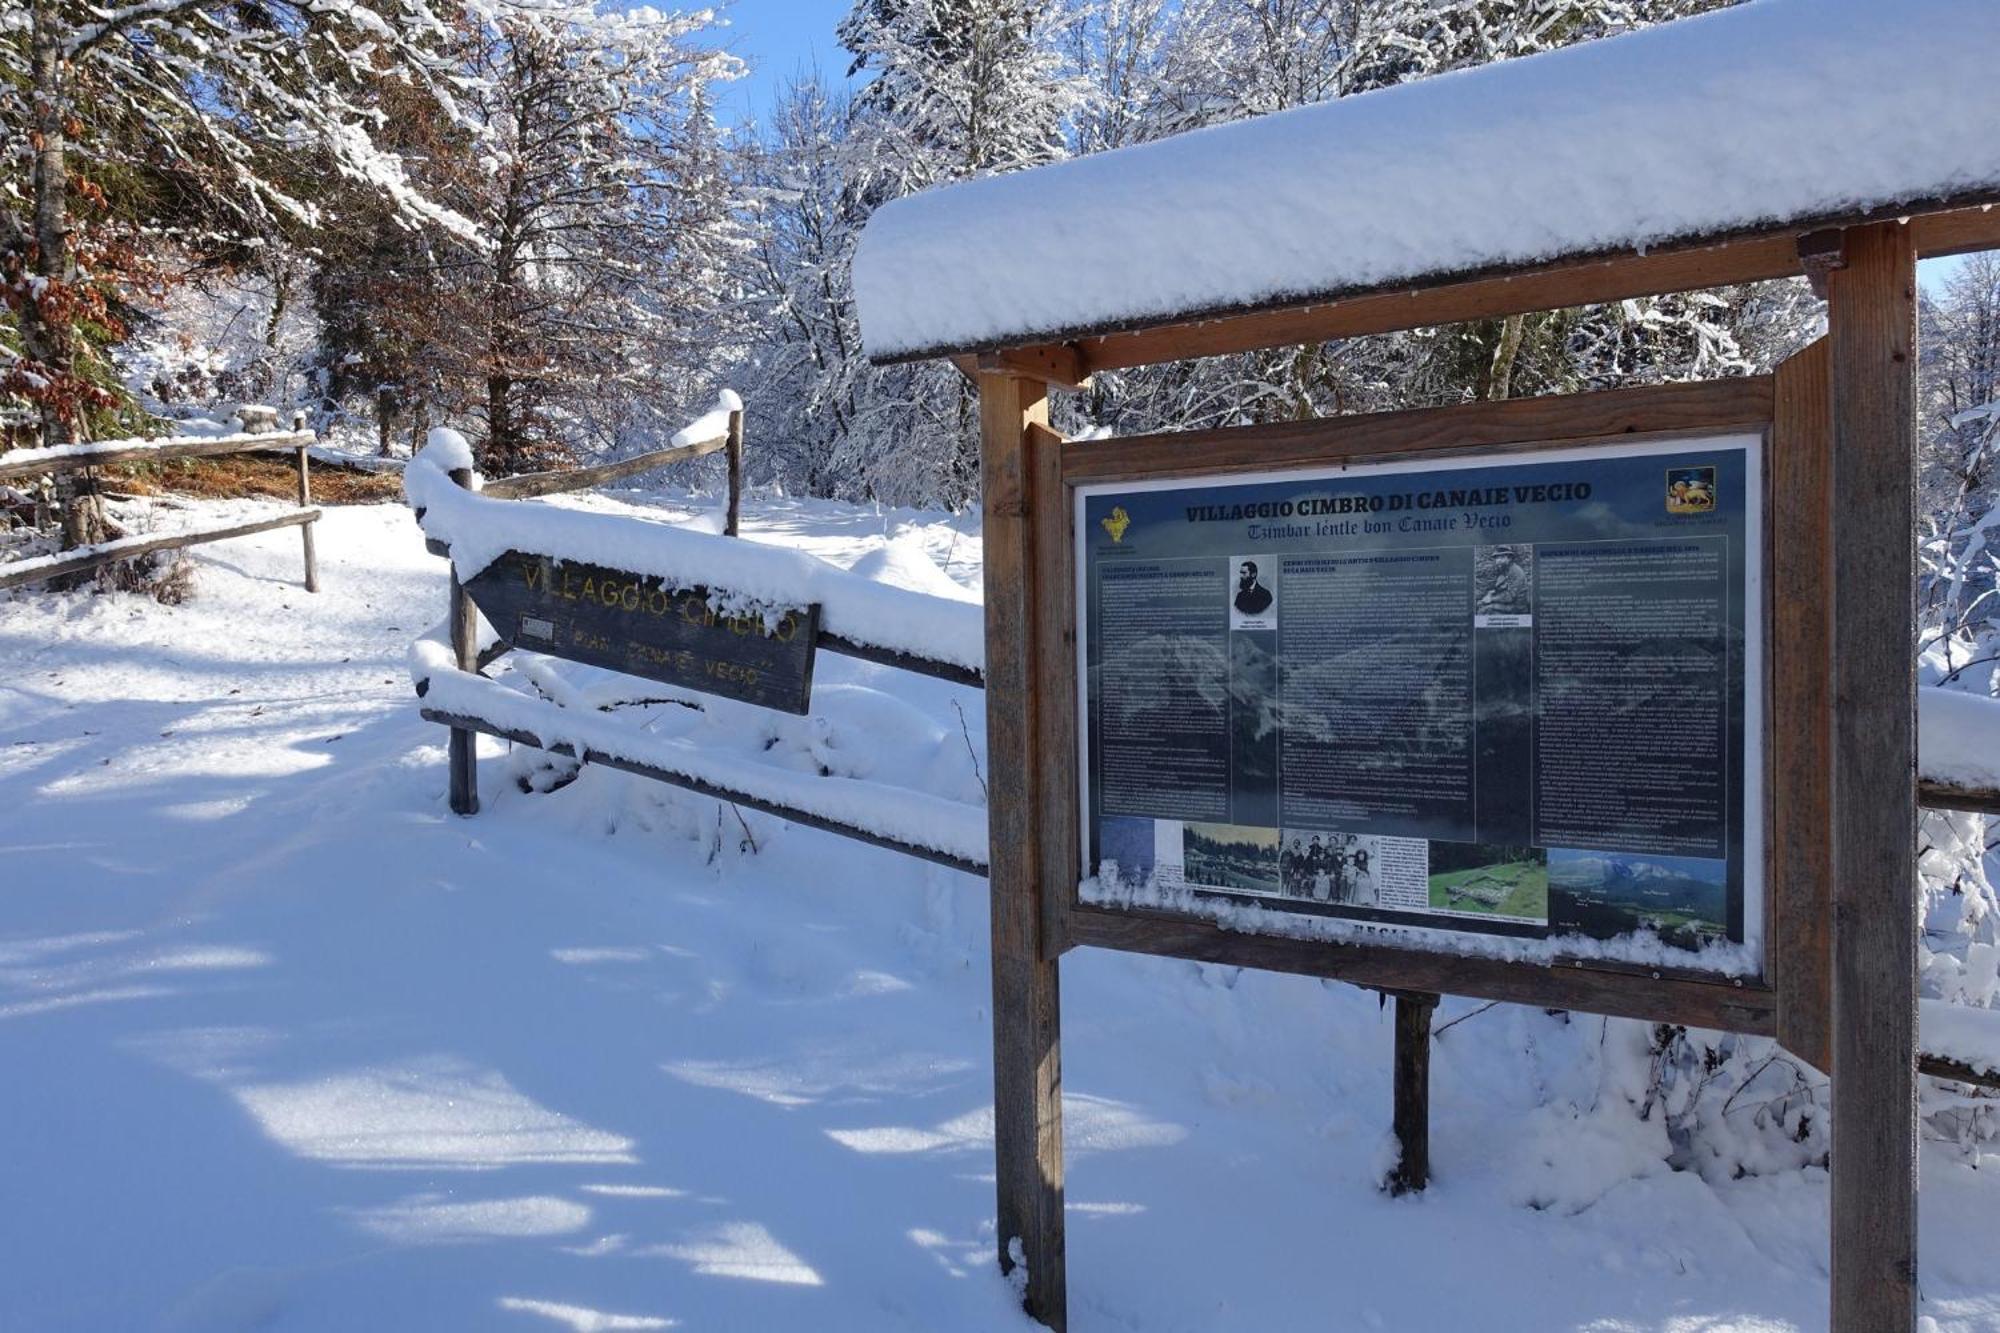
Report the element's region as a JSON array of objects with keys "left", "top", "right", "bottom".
[
  {"left": 1229, "top": 557, "right": 1277, "bottom": 630},
  {"left": 1473, "top": 543, "right": 1533, "bottom": 621}
]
